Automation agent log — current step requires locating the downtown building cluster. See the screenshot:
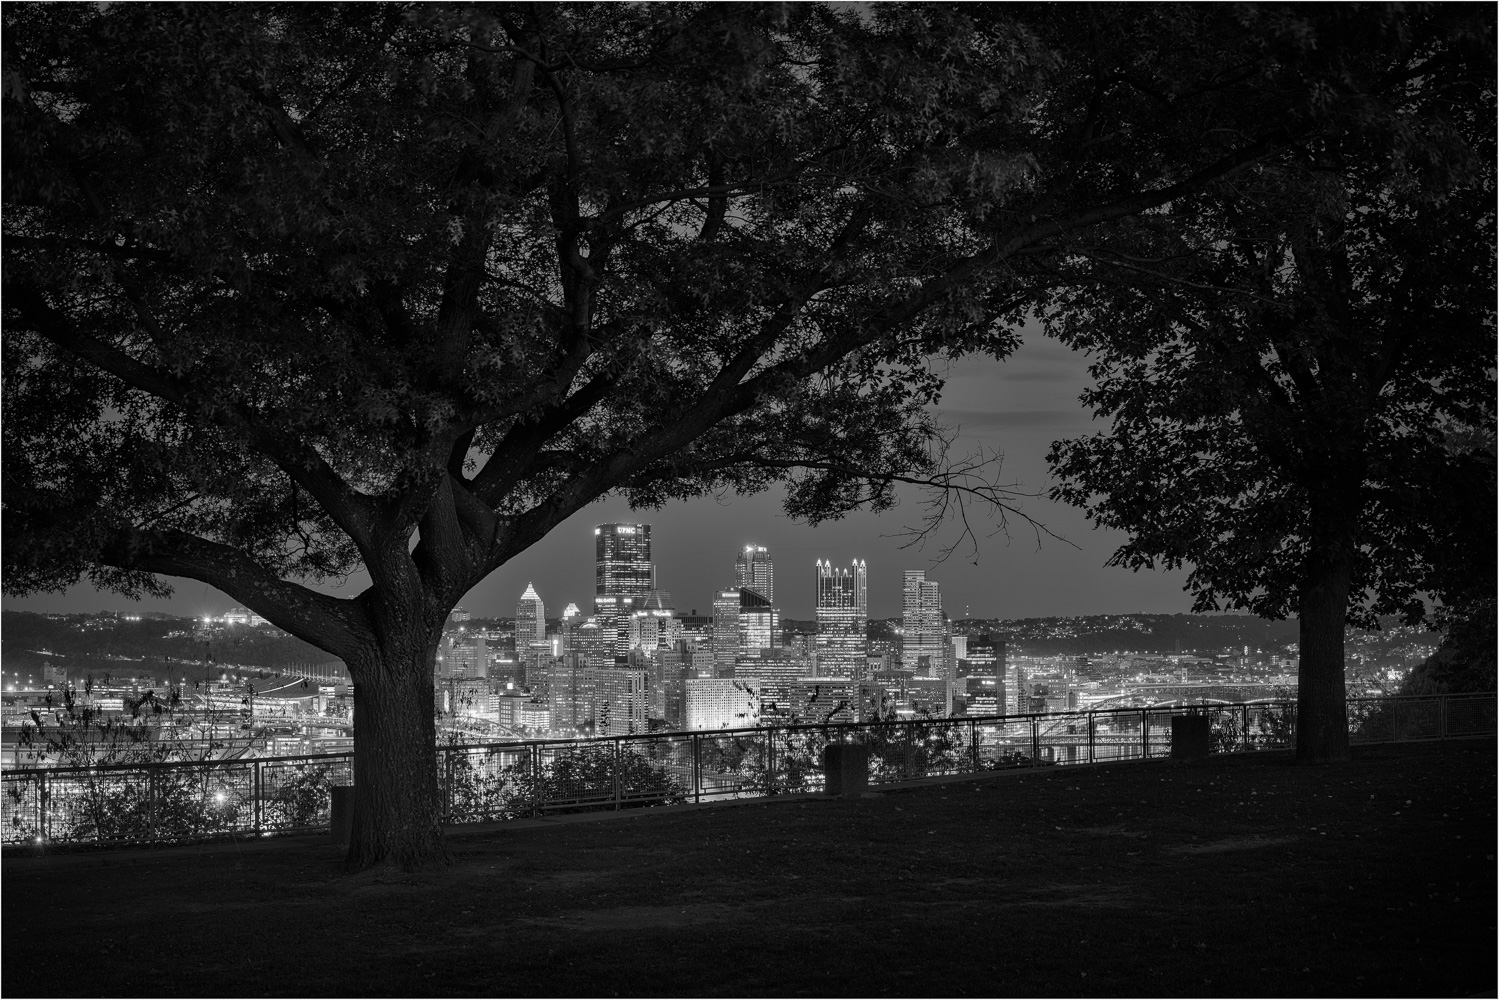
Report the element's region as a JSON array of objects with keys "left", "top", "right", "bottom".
[{"left": 434, "top": 523, "right": 1011, "bottom": 739}]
